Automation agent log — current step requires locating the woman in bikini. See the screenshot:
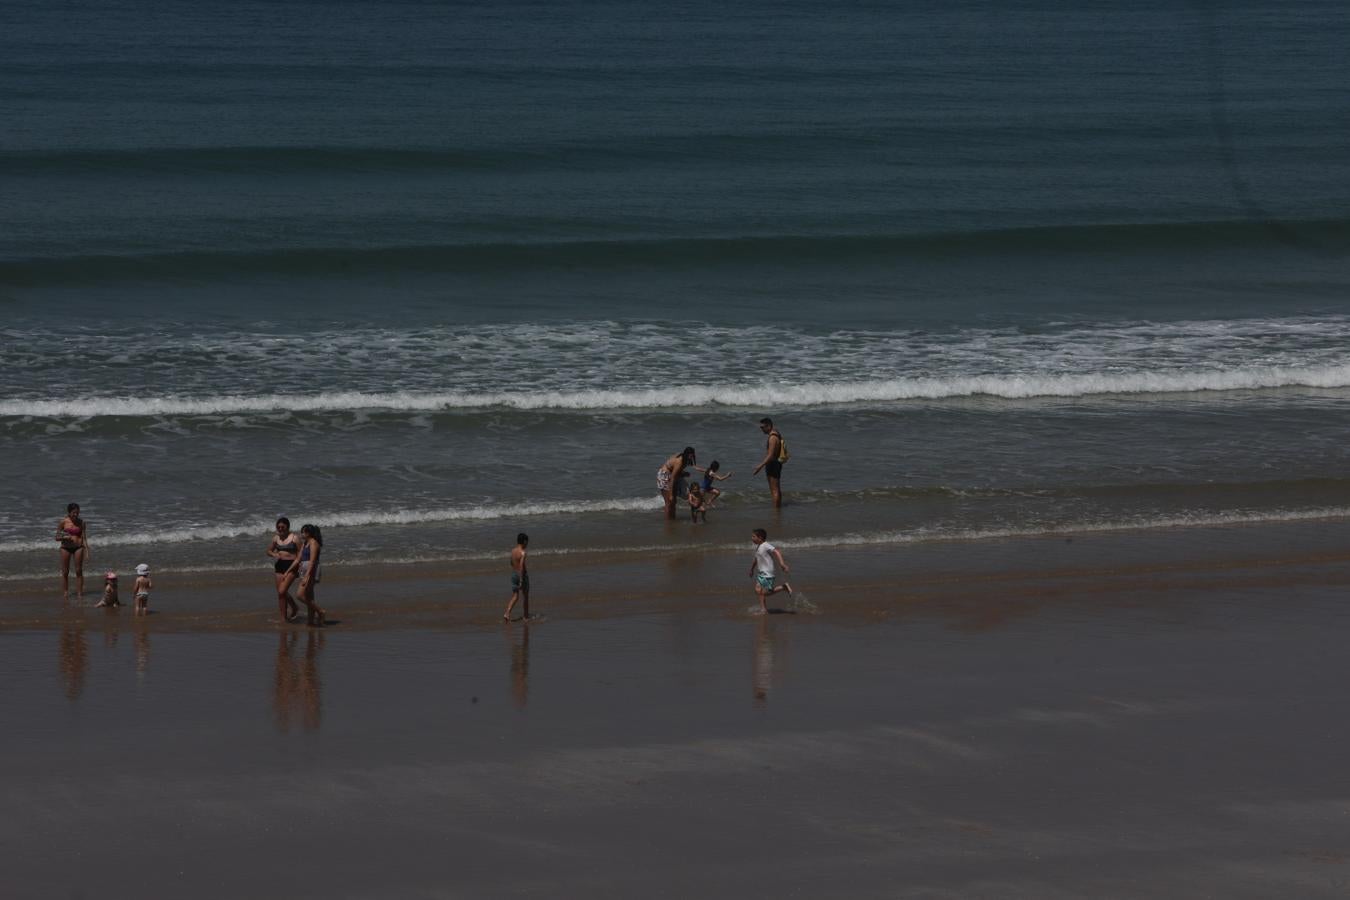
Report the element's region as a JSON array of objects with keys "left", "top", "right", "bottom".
[
  {"left": 266, "top": 517, "right": 302, "bottom": 622},
  {"left": 657, "top": 447, "right": 696, "bottom": 519},
  {"left": 285, "top": 523, "right": 326, "bottom": 627},
  {"left": 55, "top": 502, "right": 89, "bottom": 600}
]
